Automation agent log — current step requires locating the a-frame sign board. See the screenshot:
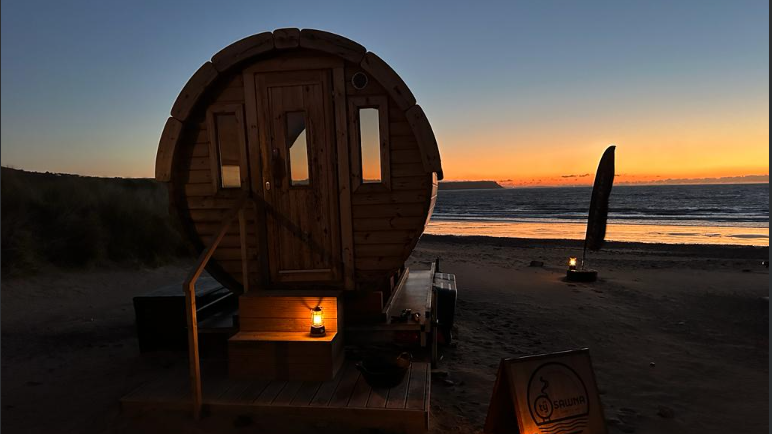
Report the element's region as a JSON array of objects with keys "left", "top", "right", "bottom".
[{"left": 484, "top": 349, "right": 608, "bottom": 434}]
